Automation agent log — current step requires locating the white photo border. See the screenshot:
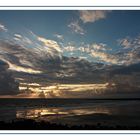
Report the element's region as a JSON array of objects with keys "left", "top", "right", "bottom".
[{"left": 0, "top": 6, "right": 140, "bottom": 134}]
